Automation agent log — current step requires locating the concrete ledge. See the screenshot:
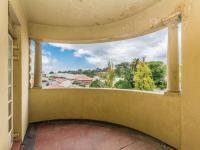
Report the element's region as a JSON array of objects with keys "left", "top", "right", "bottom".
[{"left": 164, "top": 91, "right": 181, "bottom": 97}]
